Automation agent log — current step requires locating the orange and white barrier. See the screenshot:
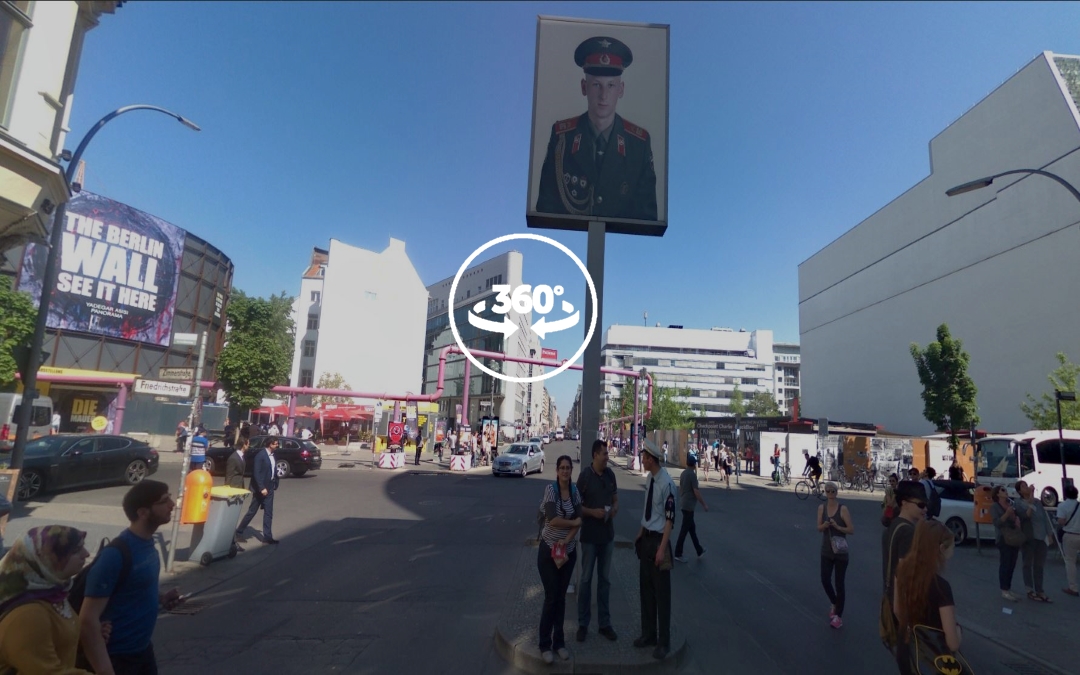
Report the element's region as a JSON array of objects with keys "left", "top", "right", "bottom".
[
  {"left": 450, "top": 454, "right": 472, "bottom": 472},
  {"left": 378, "top": 452, "right": 405, "bottom": 469}
]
